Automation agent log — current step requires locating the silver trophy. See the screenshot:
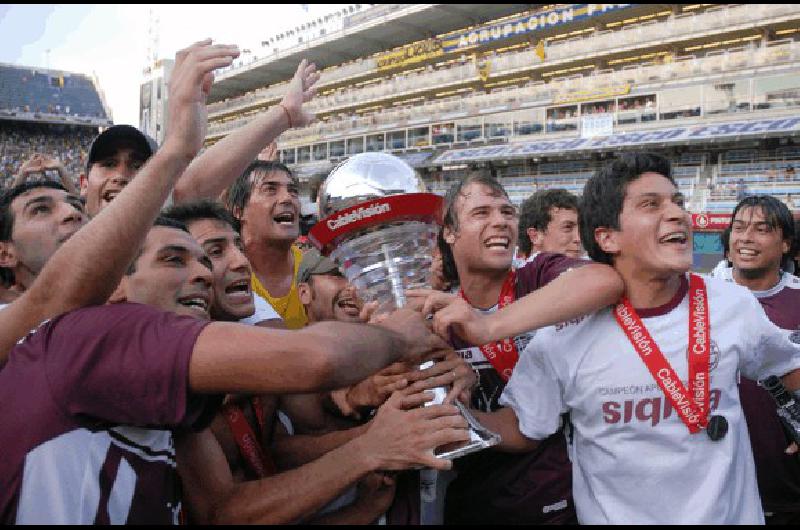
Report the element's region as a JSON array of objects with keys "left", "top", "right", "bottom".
[{"left": 310, "top": 152, "right": 499, "bottom": 460}]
